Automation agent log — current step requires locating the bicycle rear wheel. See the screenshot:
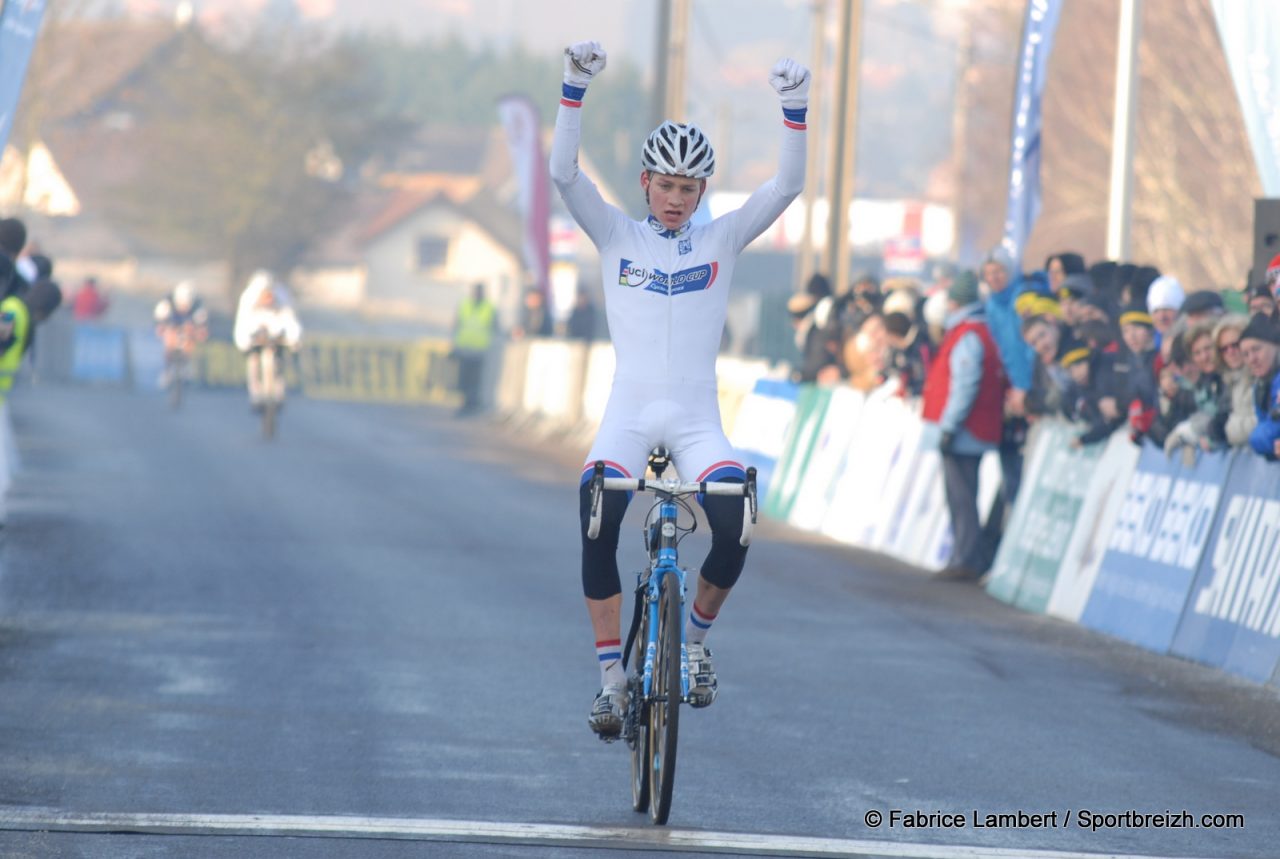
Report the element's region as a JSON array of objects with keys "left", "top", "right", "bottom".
[
  {"left": 648, "top": 579, "right": 681, "bottom": 824},
  {"left": 168, "top": 356, "right": 184, "bottom": 411},
  {"left": 260, "top": 349, "right": 279, "bottom": 440}
]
